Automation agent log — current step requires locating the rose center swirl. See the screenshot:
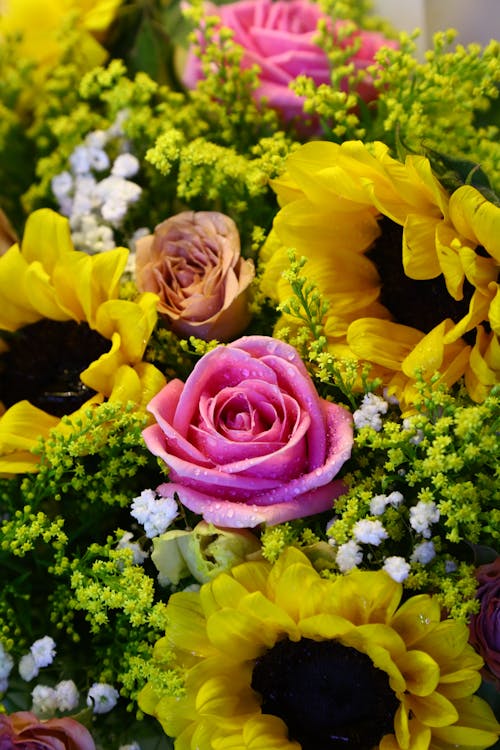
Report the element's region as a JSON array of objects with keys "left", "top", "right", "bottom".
[
  {"left": 367, "top": 217, "right": 478, "bottom": 341},
  {"left": 251, "top": 637, "right": 398, "bottom": 750},
  {"left": 0, "top": 319, "right": 110, "bottom": 418}
]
